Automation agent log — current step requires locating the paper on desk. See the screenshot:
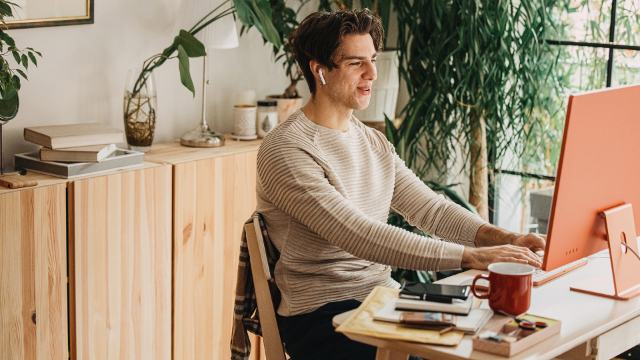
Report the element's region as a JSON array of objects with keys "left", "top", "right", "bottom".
[{"left": 335, "top": 286, "right": 464, "bottom": 346}]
